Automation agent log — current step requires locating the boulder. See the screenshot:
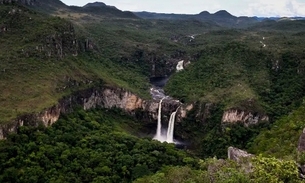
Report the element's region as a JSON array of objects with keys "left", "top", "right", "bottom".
[{"left": 228, "top": 146, "right": 253, "bottom": 163}]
